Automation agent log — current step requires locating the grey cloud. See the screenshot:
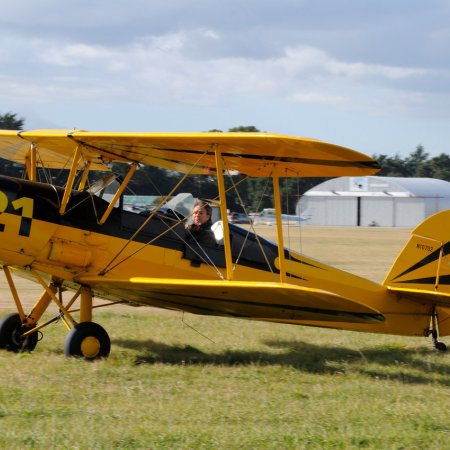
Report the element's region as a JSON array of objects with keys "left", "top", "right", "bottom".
[{"left": 1, "top": 0, "right": 449, "bottom": 131}]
